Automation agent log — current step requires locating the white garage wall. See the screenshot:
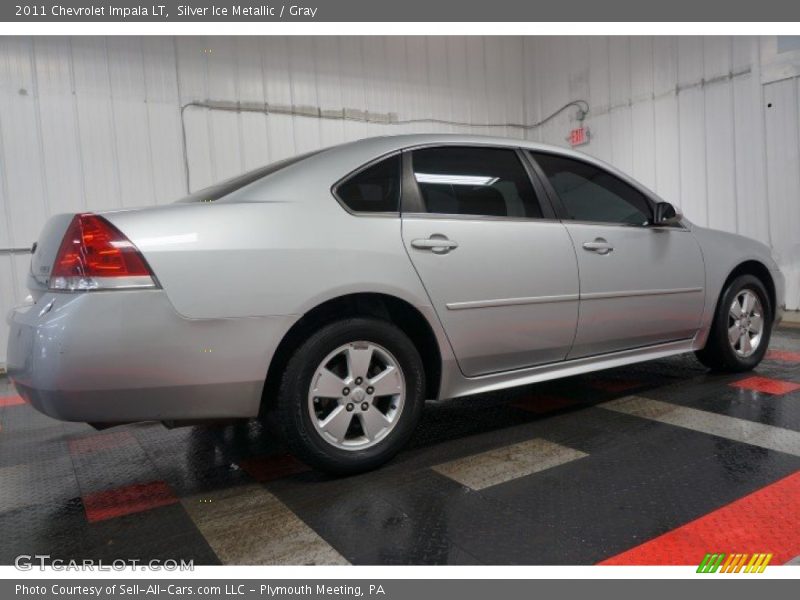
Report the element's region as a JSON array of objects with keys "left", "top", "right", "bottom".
[
  {"left": 522, "top": 36, "right": 800, "bottom": 313},
  {"left": 0, "top": 35, "right": 530, "bottom": 366},
  {"left": 1, "top": 35, "right": 799, "bottom": 367}
]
